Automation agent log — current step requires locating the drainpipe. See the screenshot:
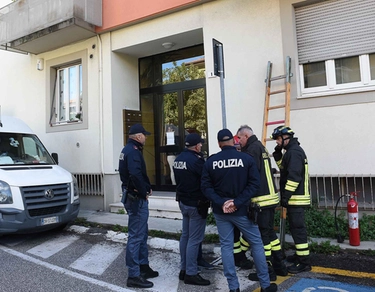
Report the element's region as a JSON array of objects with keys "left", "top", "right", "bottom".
[{"left": 97, "top": 34, "right": 105, "bottom": 198}]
